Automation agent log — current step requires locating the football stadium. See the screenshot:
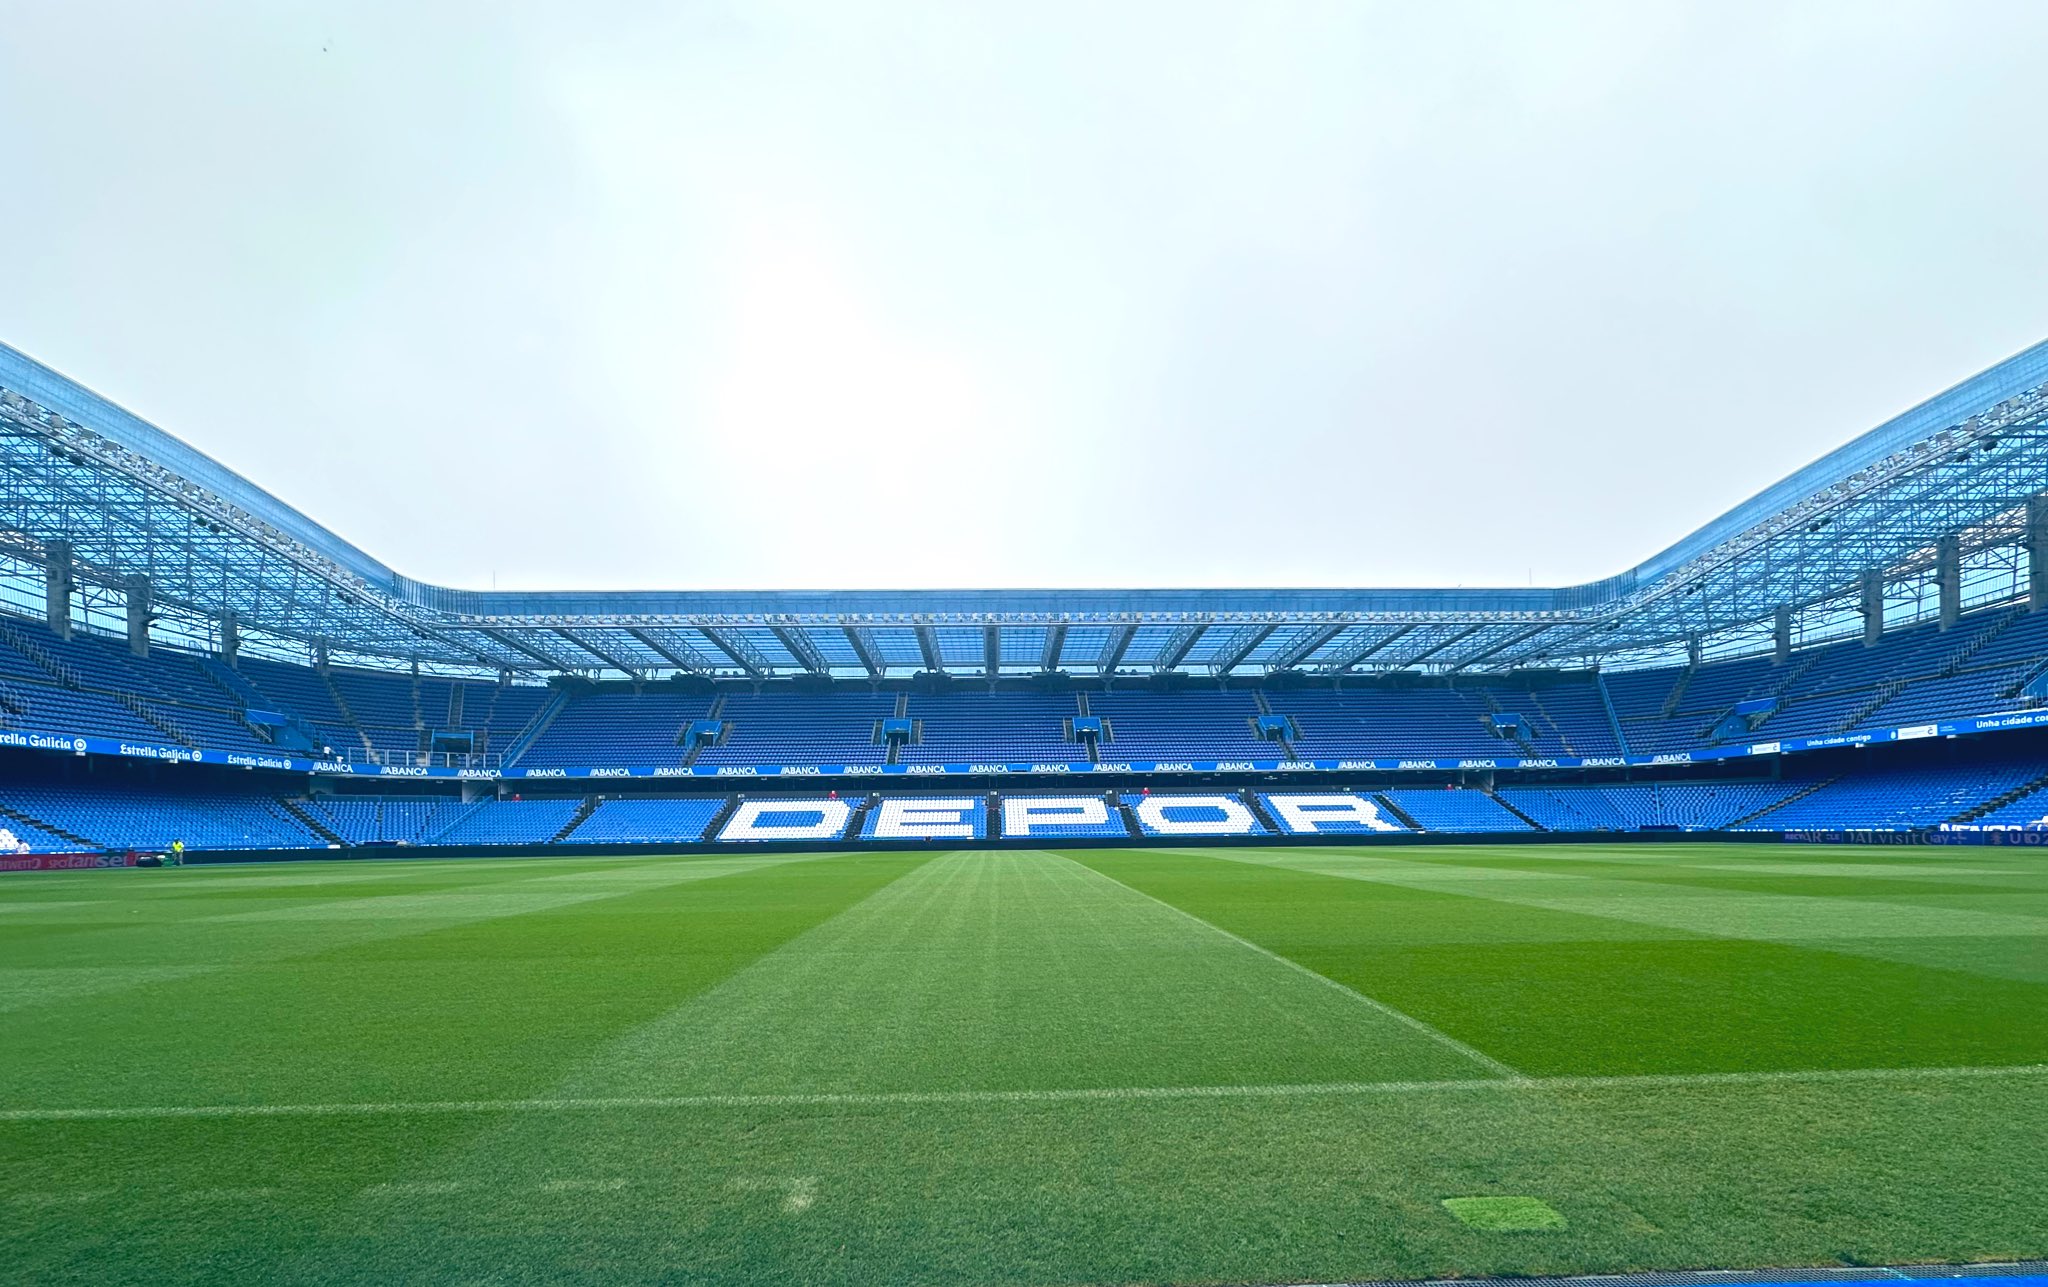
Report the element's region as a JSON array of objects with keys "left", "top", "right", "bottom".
[
  {"left": 6, "top": 8, "right": 2048, "bottom": 1286},
  {"left": 4, "top": 340, "right": 2048, "bottom": 1284}
]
